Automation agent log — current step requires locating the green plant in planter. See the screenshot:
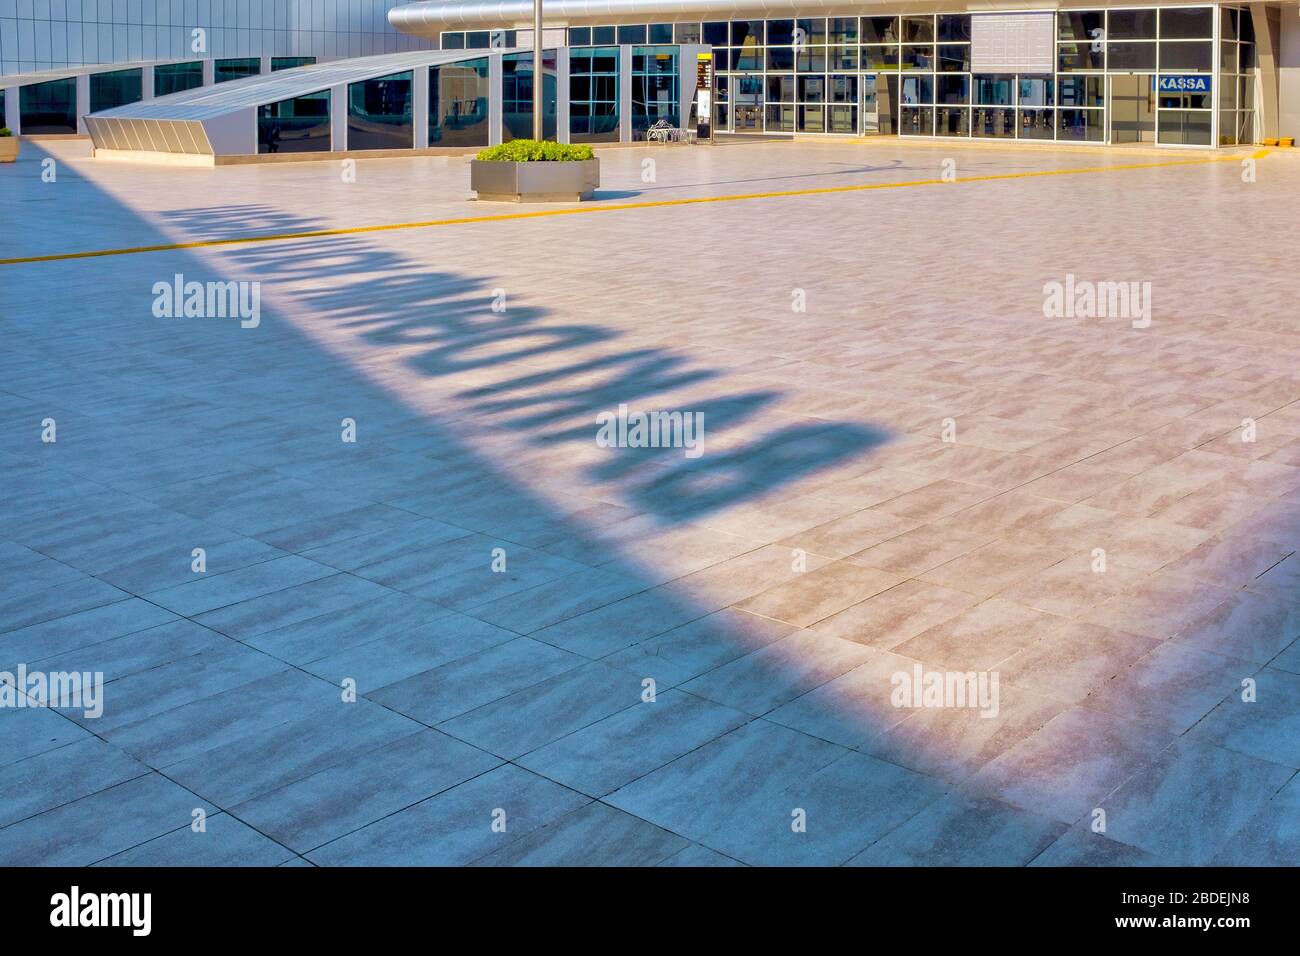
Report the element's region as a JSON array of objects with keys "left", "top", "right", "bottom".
[
  {"left": 0, "top": 128, "right": 13, "bottom": 137},
  {"left": 475, "top": 140, "right": 594, "bottom": 162}
]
